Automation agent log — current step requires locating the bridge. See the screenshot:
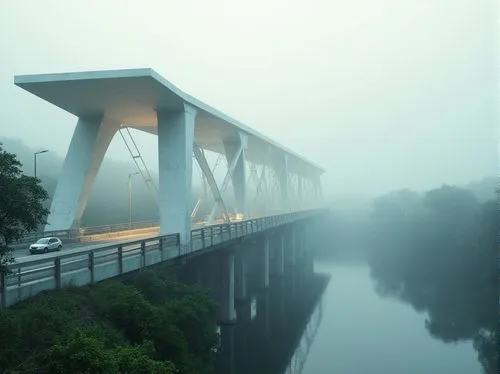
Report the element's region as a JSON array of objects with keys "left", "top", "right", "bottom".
[
  {"left": 3, "top": 69, "right": 327, "bottom": 328},
  {"left": 14, "top": 68, "right": 324, "bottom": 241}
]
